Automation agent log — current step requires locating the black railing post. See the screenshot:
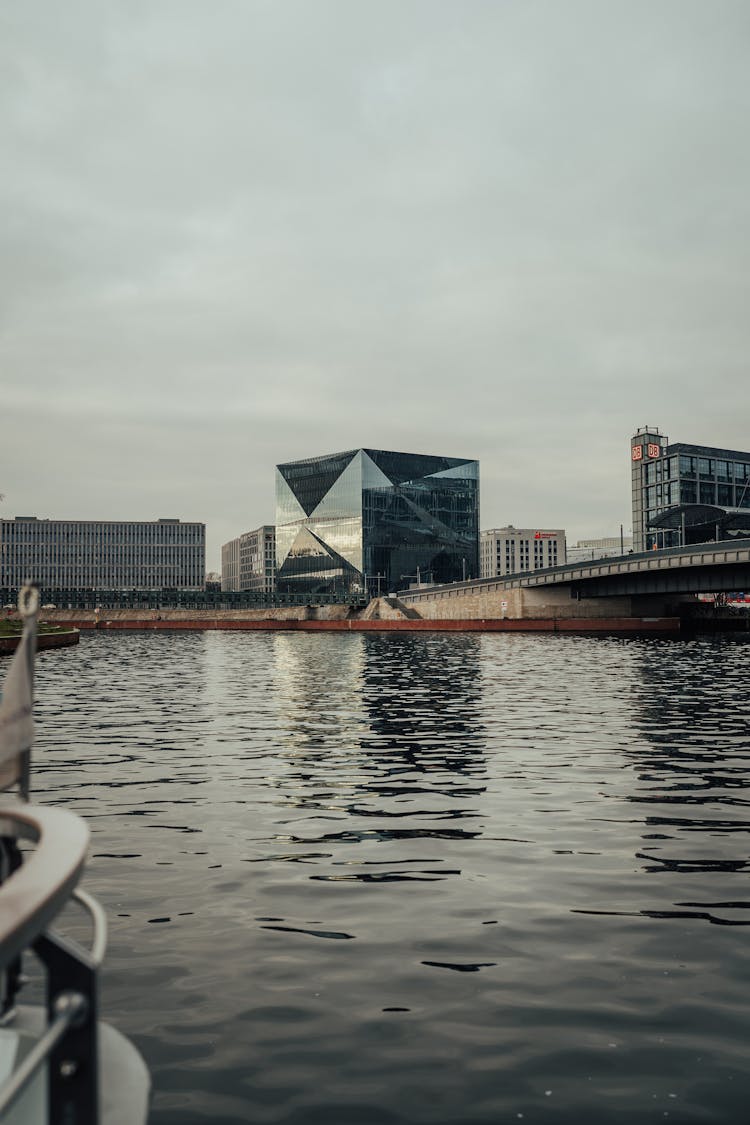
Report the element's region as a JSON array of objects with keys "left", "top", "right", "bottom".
[{"left": 33, "top": 930, "right": 99, "bottom": 1125}]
